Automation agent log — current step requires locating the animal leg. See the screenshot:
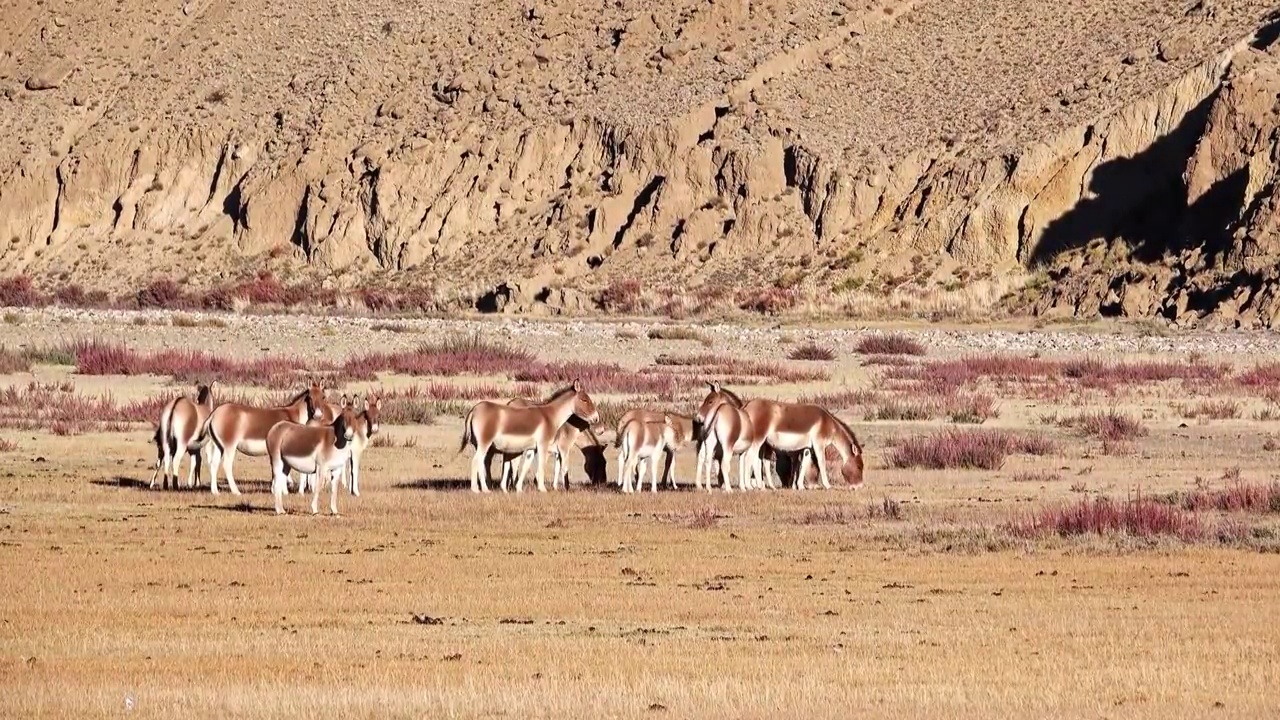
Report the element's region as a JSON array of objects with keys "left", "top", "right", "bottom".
[
  {"left": 208, "top": 443, "right": 224, "bottom": 495},
  {"left": 795, "top": 449, "right": 813, "bottom": 490},
  {"left": 663, "top": 448, "right": 677, "bottom": 489},
  {"left": 349, "top": 454, "right": 360, "bottom": 497},
  {"left": 814, "top": 443, "right": 832, "bottom": 490},
  {"left": 310, "top": 466, "right": 324, "bottom": 515},
  {"left": 471, "top": 445, "right": 492, "bottom": 493},
  {"left": 271, "top": 468, "right": 290, "bottom": 515},
  {"left": 719, "top": 449, "right": 733, "bottom": 493},
  {"left": 221, "top": 445, "right": 242, "bottom": 496},
  {"left": 649, "top": 452, "right": 661, "bottom": 493}
]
